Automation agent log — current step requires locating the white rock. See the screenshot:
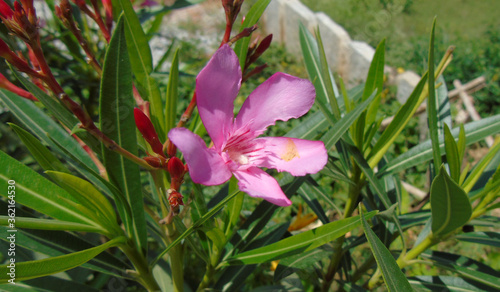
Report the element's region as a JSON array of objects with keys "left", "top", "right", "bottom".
[
  {"left": 283, "top": 0, "right": 317, "bottom": 56},
  {"left": 396, "top": 70, "right": 421, "bottom": 104},
  {"left": 262, "top": 0, "right": 285, "bottom": 43},
  {"left": 315, "top": 12, "right": 351, "bottom": 78},
  {"left": 345, "top": 41, "right": 375, "bottom": 87}
]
